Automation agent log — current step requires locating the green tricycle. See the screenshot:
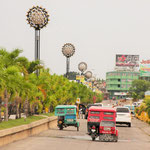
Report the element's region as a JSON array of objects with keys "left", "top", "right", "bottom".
[{"left": 55, "top": 105, "right": 79, "bottom": 131}]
